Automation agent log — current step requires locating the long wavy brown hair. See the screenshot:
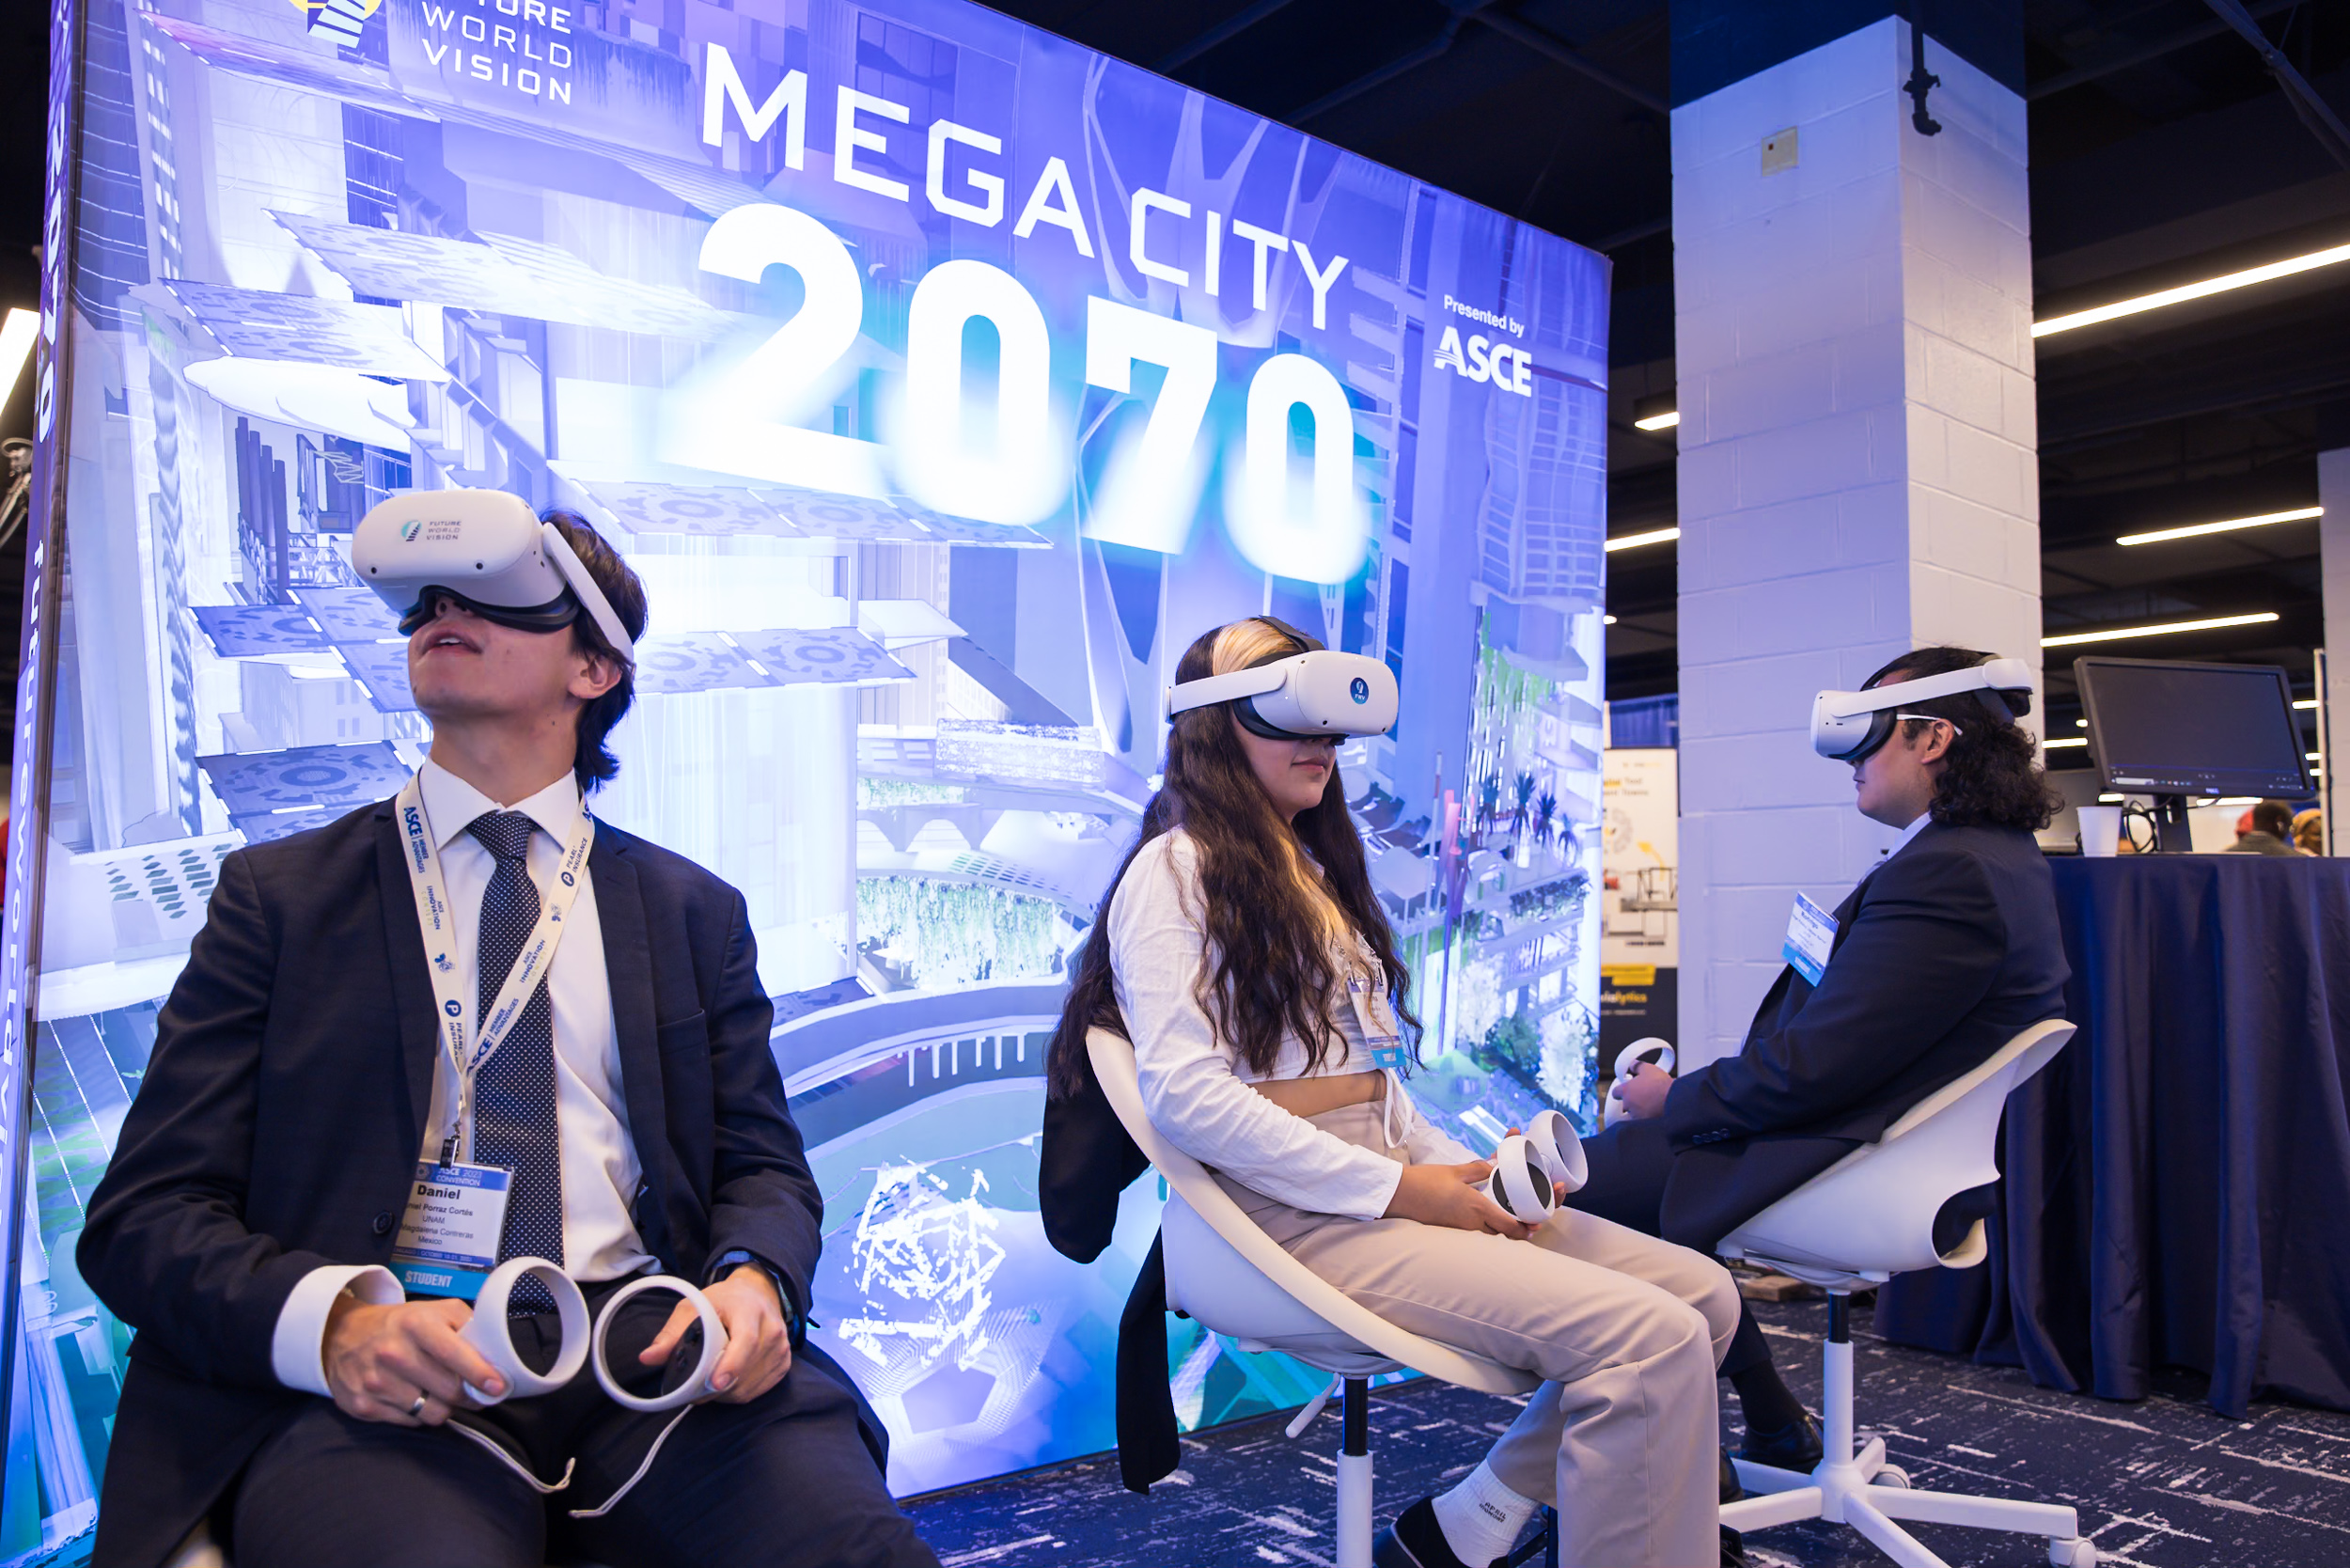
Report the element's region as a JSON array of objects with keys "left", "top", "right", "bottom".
[{"left": 1045, "top": 619, "right": 1418, "bottom": 1099}]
